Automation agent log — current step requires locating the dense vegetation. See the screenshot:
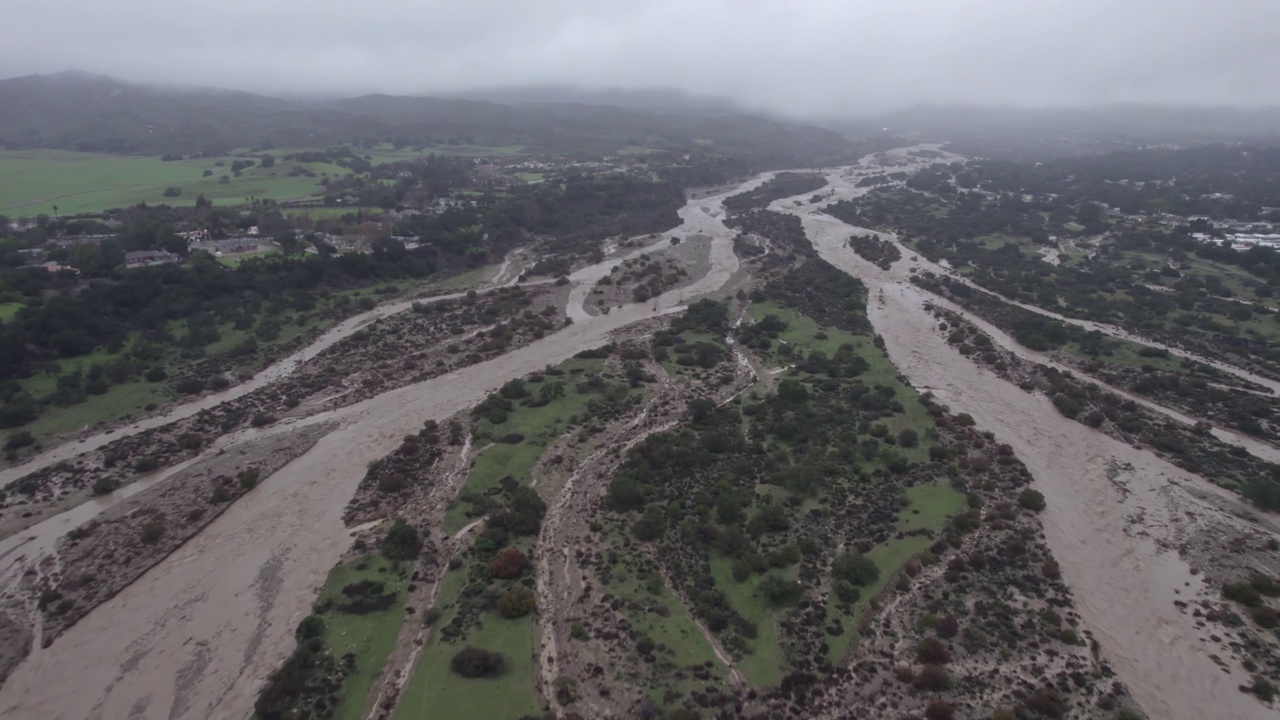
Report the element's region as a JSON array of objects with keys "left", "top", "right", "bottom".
[{"left": 723, "top": 173, "right": 828, "bottom": 213}]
